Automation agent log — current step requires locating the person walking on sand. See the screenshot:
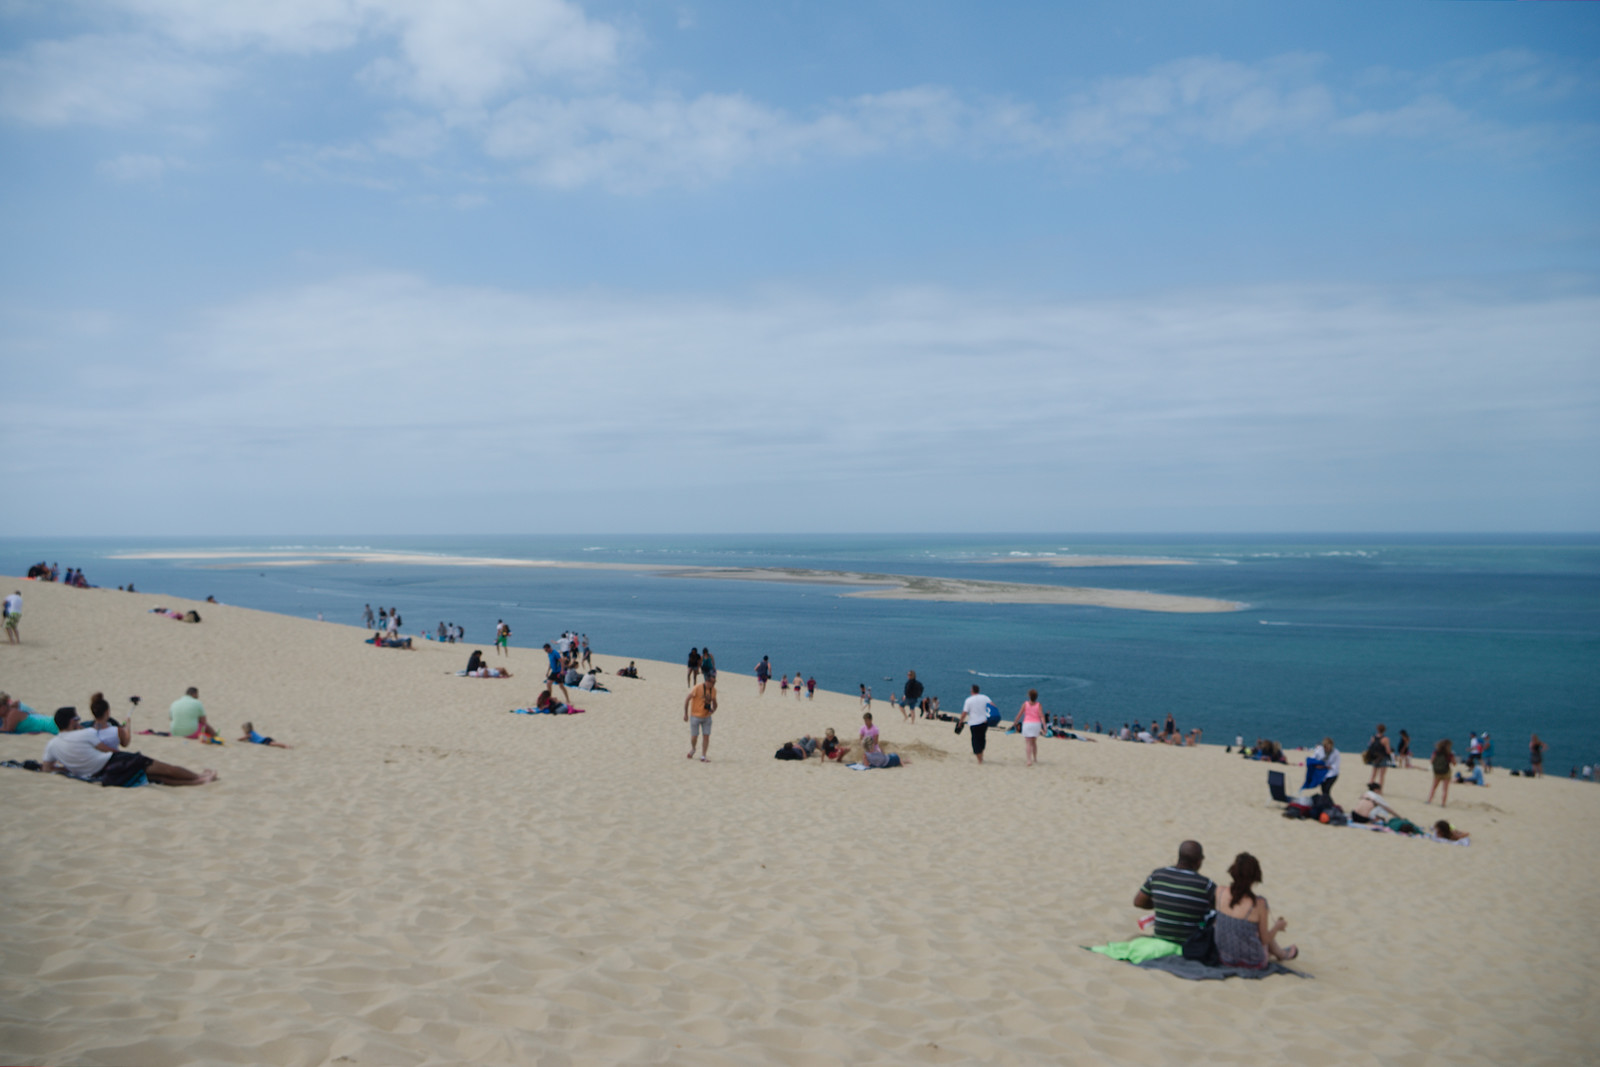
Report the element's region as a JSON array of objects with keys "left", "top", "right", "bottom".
[
  {"left": 903, "top": 671, "right": 923, "bottom": 724},
  {"left": 1427, "top": 738, "right": 1456, "bottom": 806},
  {"left": 806, "top": 676, "right": 816, "bottom": 700},
  {"left": 755, "top": 656, "right": 771, "bottom": 695},
  {"left": 1016, "top": 689, "right": 1046, "bottom": 766},
  {"left": 701, "top": 648, "right": 717, "bottom": 686},
  {"left": 364, "top": 604, "right": 374, "bottom": 628},
  {"left": 794, "top": 670, "right": 803, "bottom": 700},
  {"left": 687, "top": 648, "right": 701, "bottom": 687},
  {"left": 684, "top": 678, "right": 717, "bottom": 761},
  {"left": 960, "top": 684, "right": 991, "bottom": 765},
  {"left": 1529, "top": 733, "right": 1546, "bottom": 777},
  {"left": 1364, "top": 724, "right": 1394, "bottom": 789},
  {"left": 542, "top": 644, "right": 572, "bottom": 705},
  {"left": 3, "top": 589, "right": 20, "bottom": 644},
  {"left": 495, "top": 620, "right": 511, "bottom": 657}
]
